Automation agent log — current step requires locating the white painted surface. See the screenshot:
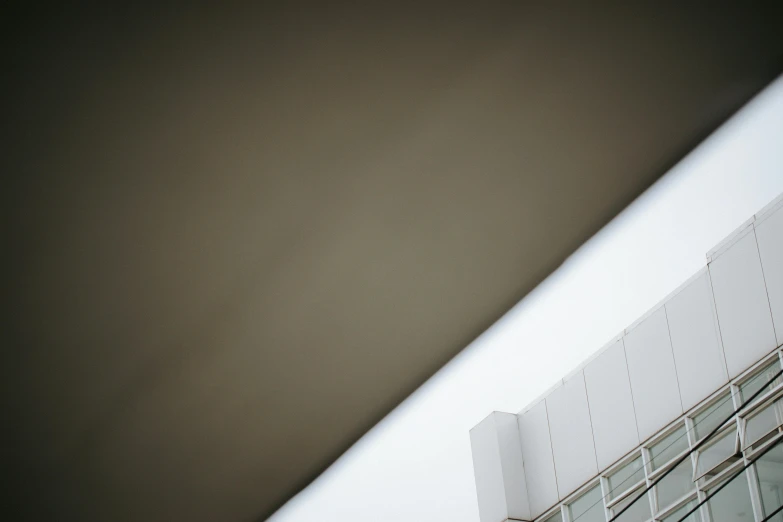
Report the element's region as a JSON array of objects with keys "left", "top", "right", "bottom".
[
  {"left": 517, "top": 401, "right": 560, "bottom": 518},
  {"left": 624, "top": 307, "right": 683, "bottom": 441},
  {"left": 545, "top": 372, "right": 598, "bottom": 498},
  {"left": 470, "top": 415, "right": 508, "bottom": 522},
  {"left": 709, "top": 229, "right": 777, "bottom": 378},
  {"left": 494, "top": 413, "right": 531, "bottom": 521},
  {"left": 665, "top": 271, "right": 729, "bottom": 410},
  {"left": 583, "top": 339, "right": 639, "bottom": 470},
  {"left": 470, "top": 412, "right": 531, "bottom": 522},
  {"left": 755, "top": 205, "right": 783, "bottom": 346}
]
